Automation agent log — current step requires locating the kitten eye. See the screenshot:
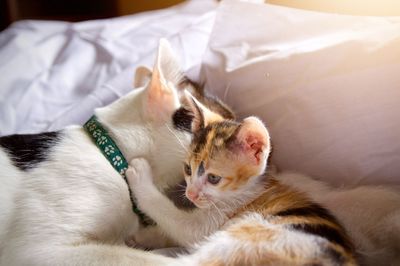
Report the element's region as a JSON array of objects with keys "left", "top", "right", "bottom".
[
  {"left": 207, "top": 174, "right": 222, "bottom": 185},
  {"left": 184, "top": 163, "right": 192, "bottom": 176}
]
